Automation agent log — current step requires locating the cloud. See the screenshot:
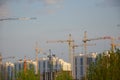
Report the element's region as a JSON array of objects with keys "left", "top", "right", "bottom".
[
  {"left": 0, "top": 0, "right": 7, "bottom": 6},
  {"left": 0, "top": 0, "right": 12, "bottom": 17},
  {"left": 0, "top": 4, "right": 10, "bottom": 17},
  {"left": 42, "top": 0, "right": 63, "bottom": 5},
  {"left": 0, "top": 0, "right": 64, "bottom": 17},
  {"left": 36, "top": 0, "right": 64, "bottom": 14}
]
